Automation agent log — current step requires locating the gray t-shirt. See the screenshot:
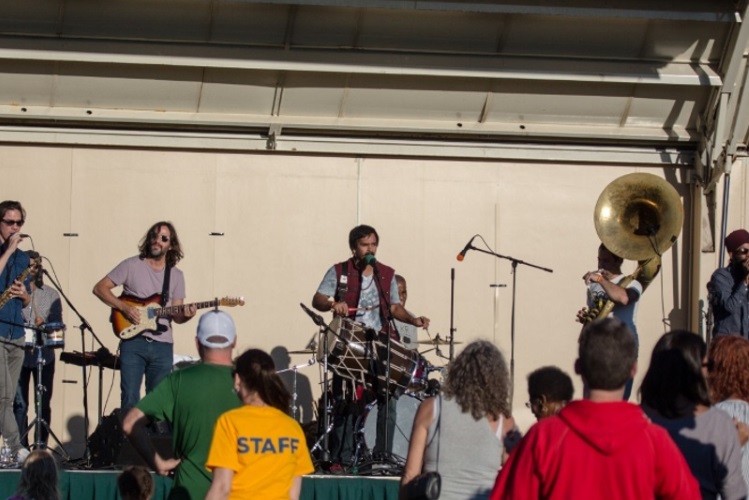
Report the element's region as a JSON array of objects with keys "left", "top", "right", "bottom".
[
  {"left": 107, "top": 256, "right": 186, "bottom": 343},
  {"left": 317, "top": 265, "right": 400, "bottom": 332},
  {"left": 424, "top": 397, "right": 503, "bottom": 500}
]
